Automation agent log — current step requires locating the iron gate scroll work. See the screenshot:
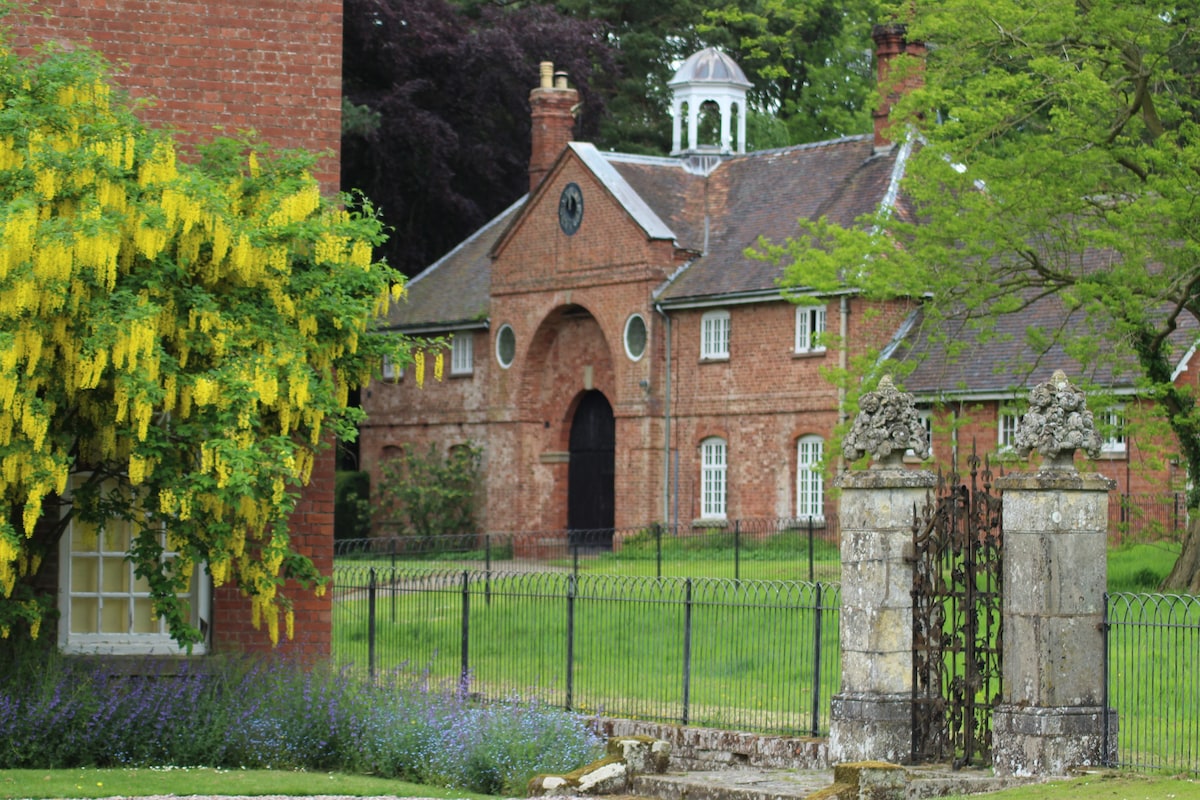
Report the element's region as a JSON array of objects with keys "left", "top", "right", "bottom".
[{"left": 911, "top": 449, "right": 1003, "bottom": 767}]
